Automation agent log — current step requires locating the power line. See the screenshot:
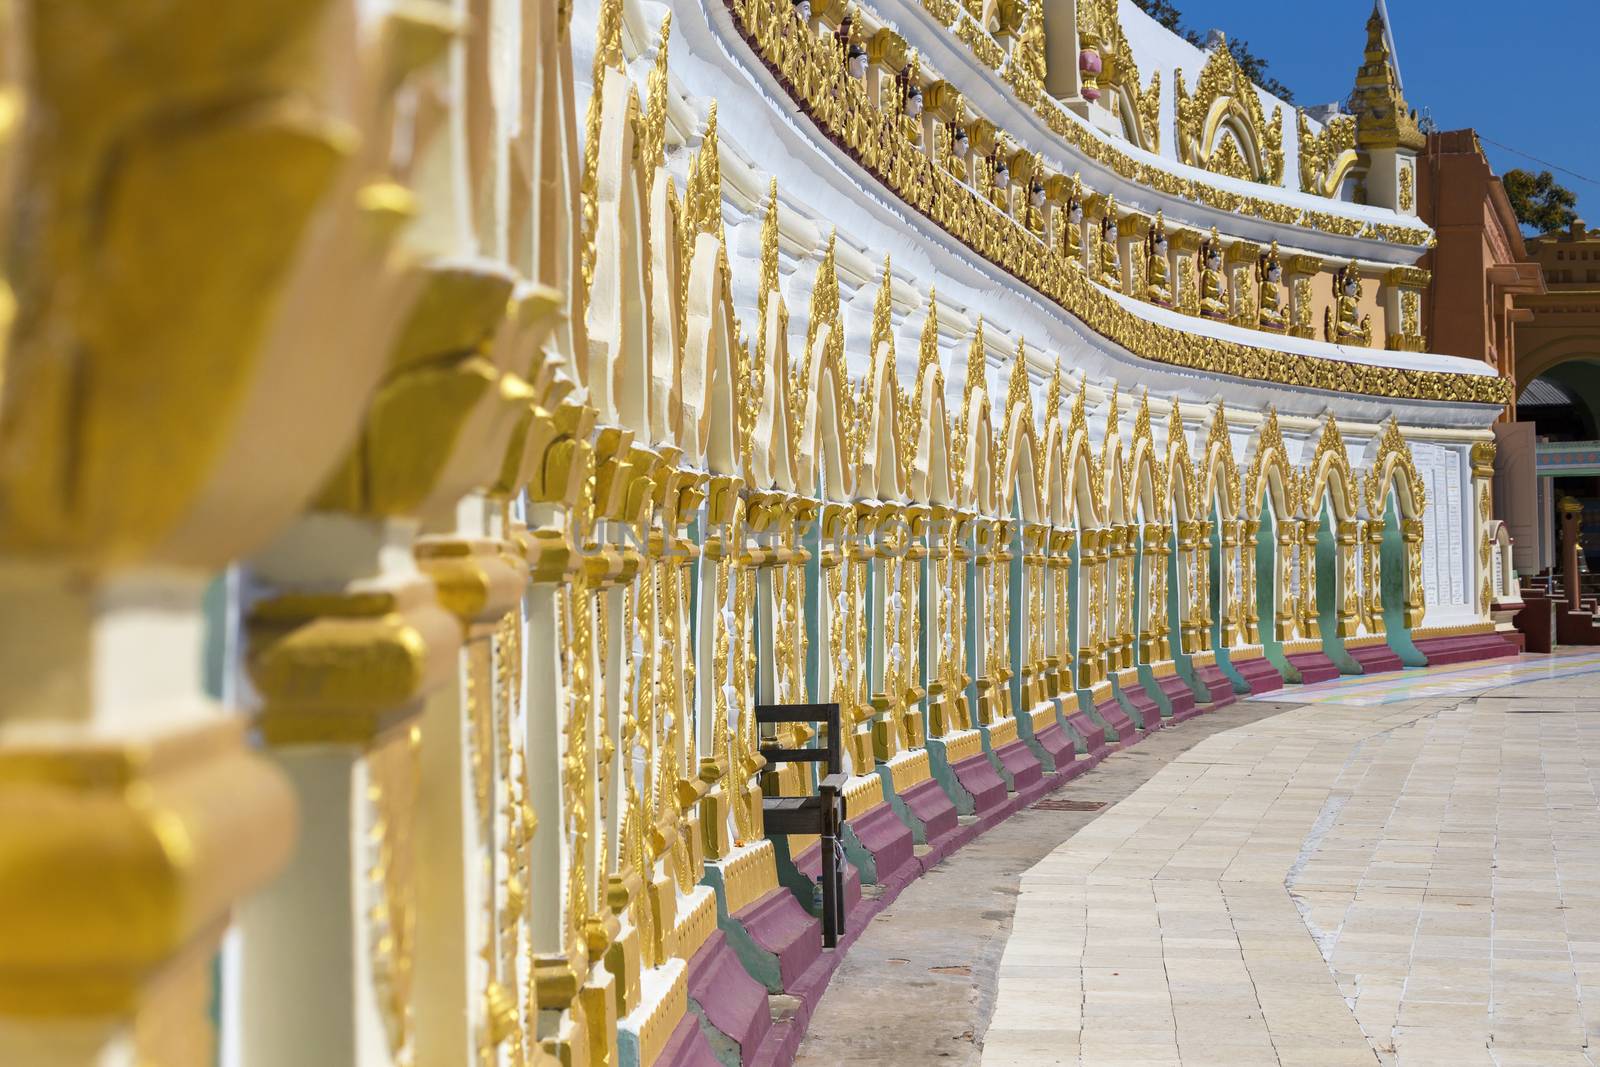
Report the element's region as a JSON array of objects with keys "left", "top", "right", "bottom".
[{"left": 1476, "top": 134, "right": 1600, "bottom": 188}]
